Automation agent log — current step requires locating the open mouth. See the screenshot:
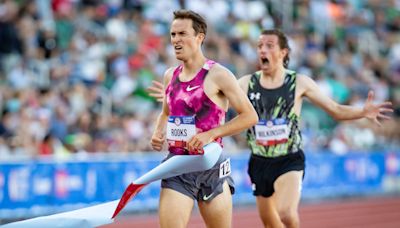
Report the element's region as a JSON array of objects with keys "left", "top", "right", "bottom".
[
  {"left": 261, "top": 57, "right": 269, "bottom": 65},
  {"left": 175, "top": 46, "right": 183, "bottom": 51}
]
